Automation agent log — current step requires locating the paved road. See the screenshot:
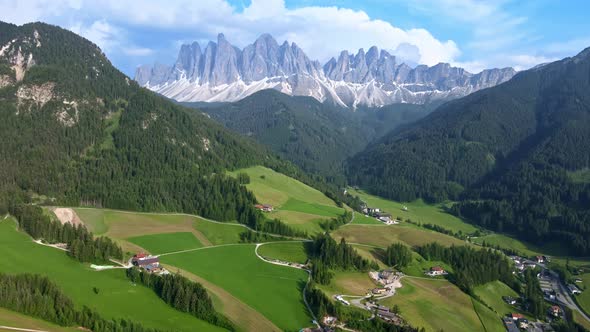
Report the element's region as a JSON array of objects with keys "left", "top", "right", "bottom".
[{"left": 545, "top": 270, "right": 590, "bottom": 323}]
